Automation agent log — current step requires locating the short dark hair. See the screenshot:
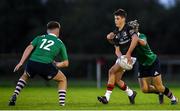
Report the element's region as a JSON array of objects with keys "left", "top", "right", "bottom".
[
  {"left": 113, "top": 9, "right": 127, "bottom": 18},
  {"left": 47, "top": 21, "right": 61, "bottom": 30}
]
